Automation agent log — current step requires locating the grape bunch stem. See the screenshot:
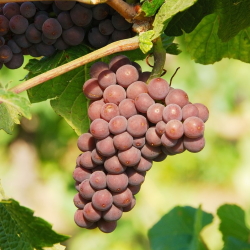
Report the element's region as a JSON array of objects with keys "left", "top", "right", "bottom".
[{"left": 9, "top": 36, "right": 140, "bottom": 94}]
